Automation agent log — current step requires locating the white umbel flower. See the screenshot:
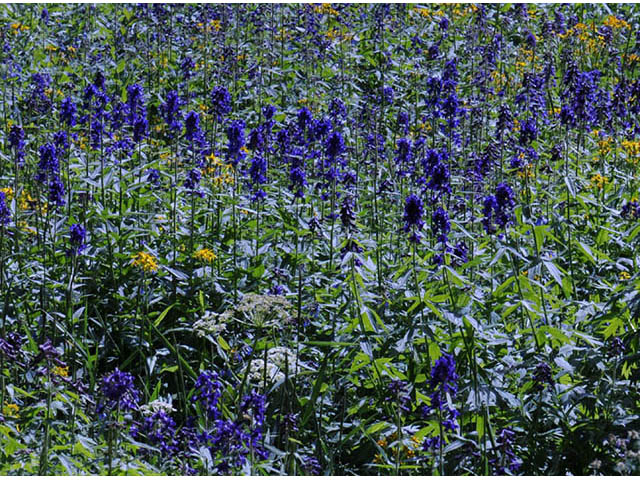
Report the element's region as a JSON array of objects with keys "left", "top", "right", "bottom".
[
  {"left": 247, "top": 359, "right": 285, "bottom": 385},
  {"left": 193, "top": 311, "right": 228, "bottom": 337},
  {"left": 246, "top": 346, "right": 300, "bottom": 387},
  {"left": 139, "top": 397, "right": 176, "bottom": 416}
]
